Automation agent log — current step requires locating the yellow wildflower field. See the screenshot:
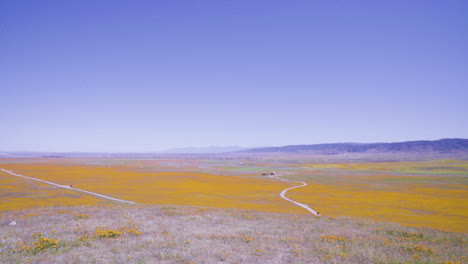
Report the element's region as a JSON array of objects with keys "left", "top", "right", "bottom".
[
  {"left": 1, "top": 158, "right": 466, "bottom": 232},
  {"left": 0, "top": 172, "right": 103, "bottom": 211},
  {"left": 287, "top": 178, "right": 467, "bottom": 232},
  {"left": 0, "top": 161, "right": 297, "bottom": 214}
]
